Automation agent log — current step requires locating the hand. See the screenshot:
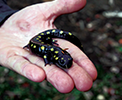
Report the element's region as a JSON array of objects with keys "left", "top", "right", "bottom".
[{"left": 0, "top": 0, "right": 97, "bottom": 93}]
